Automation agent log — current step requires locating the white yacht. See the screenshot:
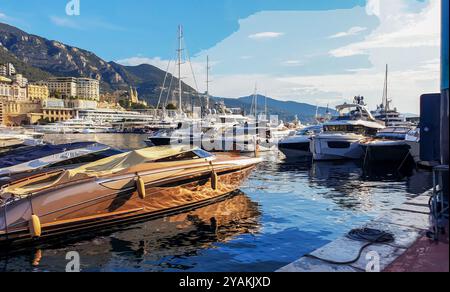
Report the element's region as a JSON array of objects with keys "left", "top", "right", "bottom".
[
  {"left": 311, "top": 96, "right": 385, "bottom": 161},
  {"left": 35, "top": 118, "right": 114, "bottom": 134},
  {"left": 0, "top": 127, "right": 44, "bottom": 151},
  {"left": 279, "top": 125, "right": 323, "bottom": 159}
]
